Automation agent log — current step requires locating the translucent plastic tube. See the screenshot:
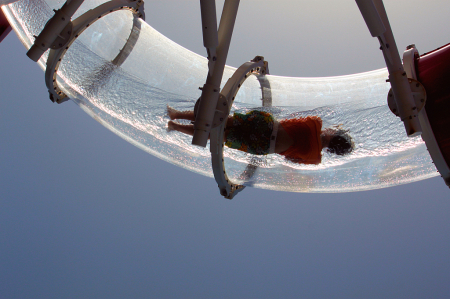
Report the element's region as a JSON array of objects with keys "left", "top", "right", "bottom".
[
  {"left": 3, "top": 0, "right": 438, "bottom": 193},
  {"left": 0, "top": 0, "right": 19, "bottom": 5}
]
